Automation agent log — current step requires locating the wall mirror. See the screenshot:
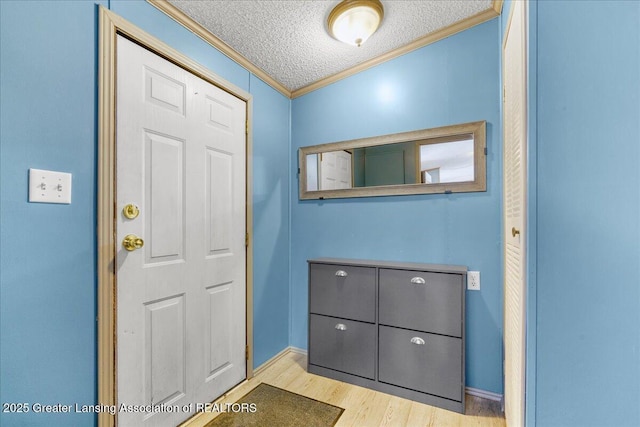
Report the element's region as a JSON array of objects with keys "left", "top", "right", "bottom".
[{"left": 299, "top": 121, "right": 486, "bottom": 200}]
